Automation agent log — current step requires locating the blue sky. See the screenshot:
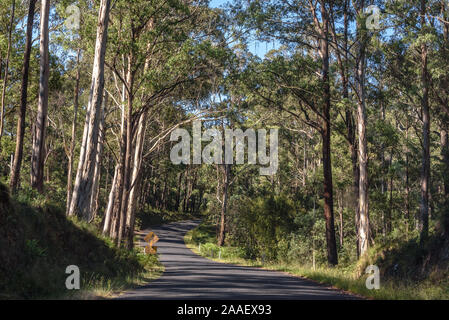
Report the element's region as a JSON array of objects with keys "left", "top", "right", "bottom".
[
  {"left": 209, "top": 0, "right": 279, "bottom": 58},
  {"left": 209, "top": 1, "right": 394, "bottom": 59},
  {"left": 209, "top": 0, "right": 228, "bottom": 9}
]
